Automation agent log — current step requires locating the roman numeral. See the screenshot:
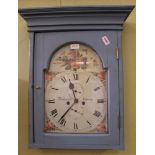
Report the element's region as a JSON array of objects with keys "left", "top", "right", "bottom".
[
  {"left": 94, "top": 85, "right": 103, "bottom": 91},
  {"left": 97, "top": 99, "right": 104, "bottom": 103},
  {"left": 94, "top": 87, "right": 100, "bottom": 91},
  {"left": 50, "top": 109, "right": 58, "bottom": 117},
  {"left": 93, "top": 110, "right": 101, "bottom": 117},
  {"left": 73, "top": 73, "right": 78, "bottom": 80},
  {"left": 48, "top": 99, "right": 55, "bottom": 103},
  {"left": 74, "top": 123, "right": 78, "bottom": 129},
  {"left": 58, "top": 118, "right": 66, "bottom": 126},
  {"left": 51, "top": 88, "right": 59, "bottom": 90},
  {"left": 86, "top": 76, "right": 91, "bottom": 84},
  {"left": 86, "top": 120, "right": 91, "bottom": 126},
  {"left": 61, "top": 77, "right": 67, "bottom": 83}
]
